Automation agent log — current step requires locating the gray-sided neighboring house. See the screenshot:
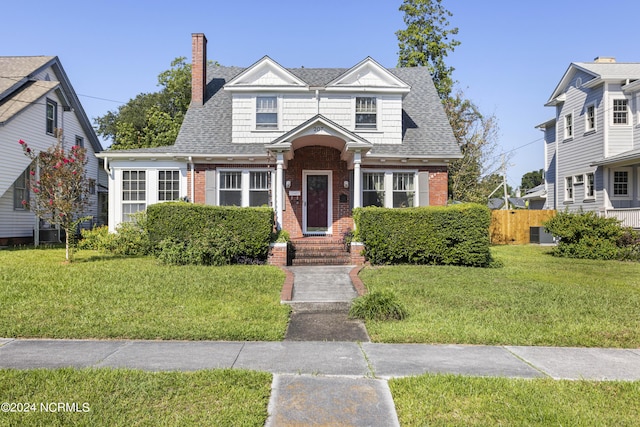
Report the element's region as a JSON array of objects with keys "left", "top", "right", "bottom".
[
  {"left": 0, "top": 56, "right": 104, "bottom": 245},
  {"left": 98, "top": 33, "right": 461, "bottom": 238},
  {"left": 537, "top": 57, "right": 640, "bottom": 228}
]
